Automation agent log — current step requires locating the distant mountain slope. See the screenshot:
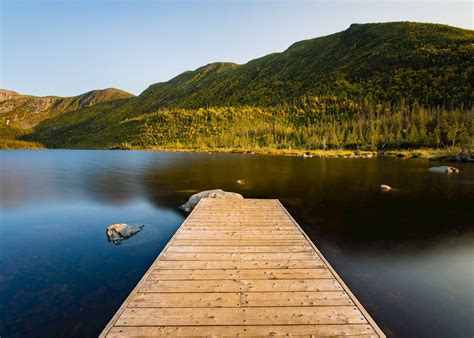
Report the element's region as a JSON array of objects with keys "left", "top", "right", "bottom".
[
  {"left": 0, "top": 89, "right": 21, "bottom": 101},
  {"left": 0, "top": 88, "right": 134, "bottom": 130},
  {"left": 137, "top": 22, "right": 473, "bottom": 109},
  {"left": 2, "top": 22, "right": 473, "bottom": 151}
]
